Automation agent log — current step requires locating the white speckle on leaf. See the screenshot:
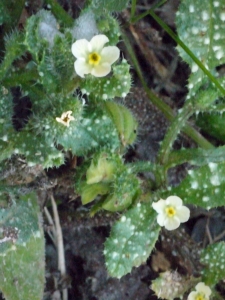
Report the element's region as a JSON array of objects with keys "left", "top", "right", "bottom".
[
  {"left": 213, "top": 45, "right": 221, "bottom": 51},
  {"left": 220, "top": 12, "right": 225, "bottom": 21},
  {"left": 210, "top": 174, "right": 220, "bottom": 186},
  {"left": 202, "top": 11, "right": 209, "bottom": 20},
  {"left": 191, "top": 64, "right": 198, "bottom": 72},
  {"left": 112, "top": 252, "right": 118, "bottom": 258},
  {"left": 204, "top": 37, "right": 210, "bottom": 45},
  {"left": 215, "top": 188, "right": 220, "bottom": 194},
  {"left": 191, "top": 27, "right": 199, "bottom": 34},
  {"left": 189, "top": 5, "right": 195, "bottom": 13},
  {"left": 188, "top": 83, "right": 194, "bottom": 89},
  {"left": 191, "top": 181, "right": 198, "bottom": 189},
  {"left": 121, "top": 216, "right": 126, "bottom": 222},
  {"left": 215, "top": 50, "right": 224, "bottom": 60},
  {"left": 208, "top": 162, "right": 218, "bottom": 172},
  {"left": 202, "top": 196, "right": 209, "bottom": 202}
]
